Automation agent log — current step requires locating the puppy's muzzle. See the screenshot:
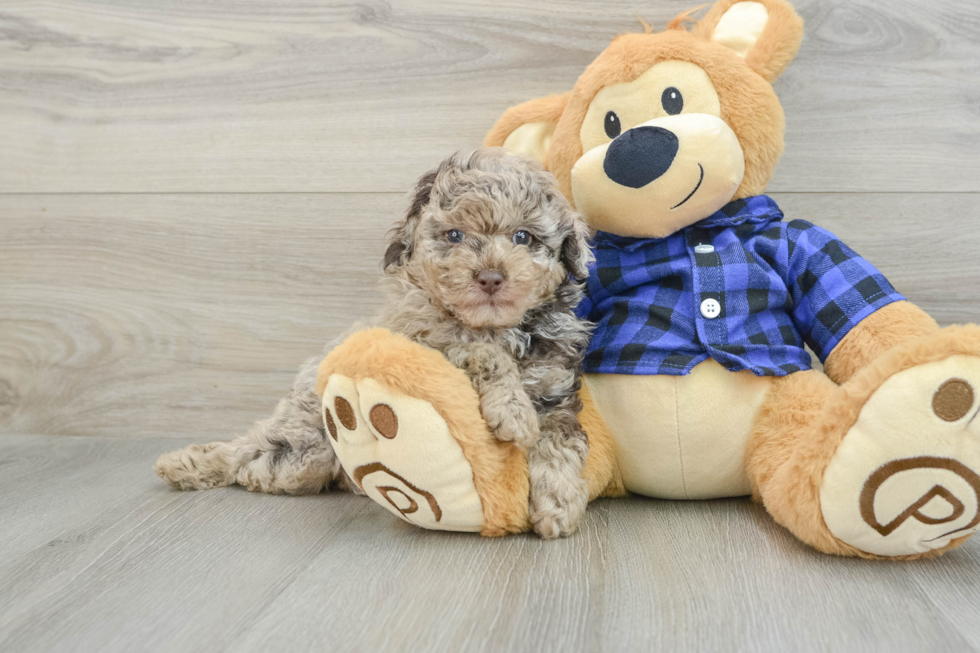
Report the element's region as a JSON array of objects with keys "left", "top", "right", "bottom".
[{"left": 603, "top": 126, "right": 679, "bottom": 189}]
